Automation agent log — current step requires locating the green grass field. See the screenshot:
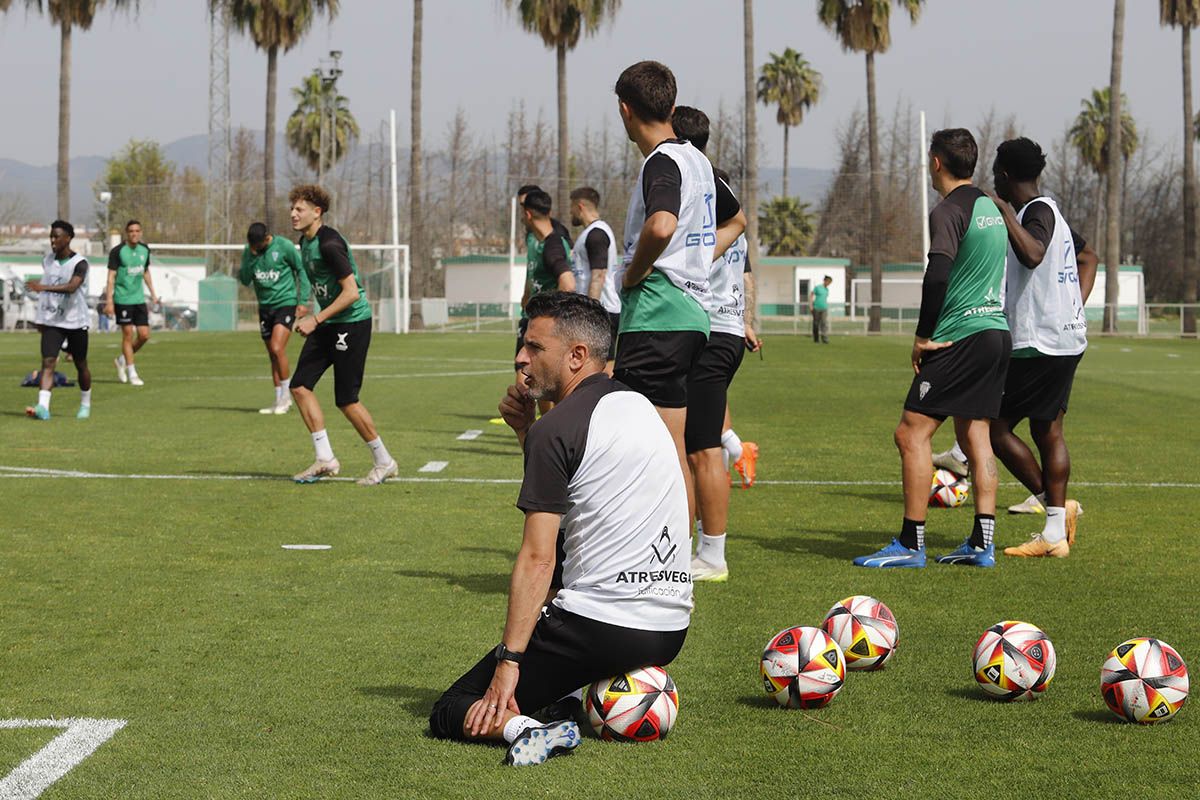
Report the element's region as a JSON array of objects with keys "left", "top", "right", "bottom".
[{"left": 1, "top": 329, "right": 1197, "bottom": 798}]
